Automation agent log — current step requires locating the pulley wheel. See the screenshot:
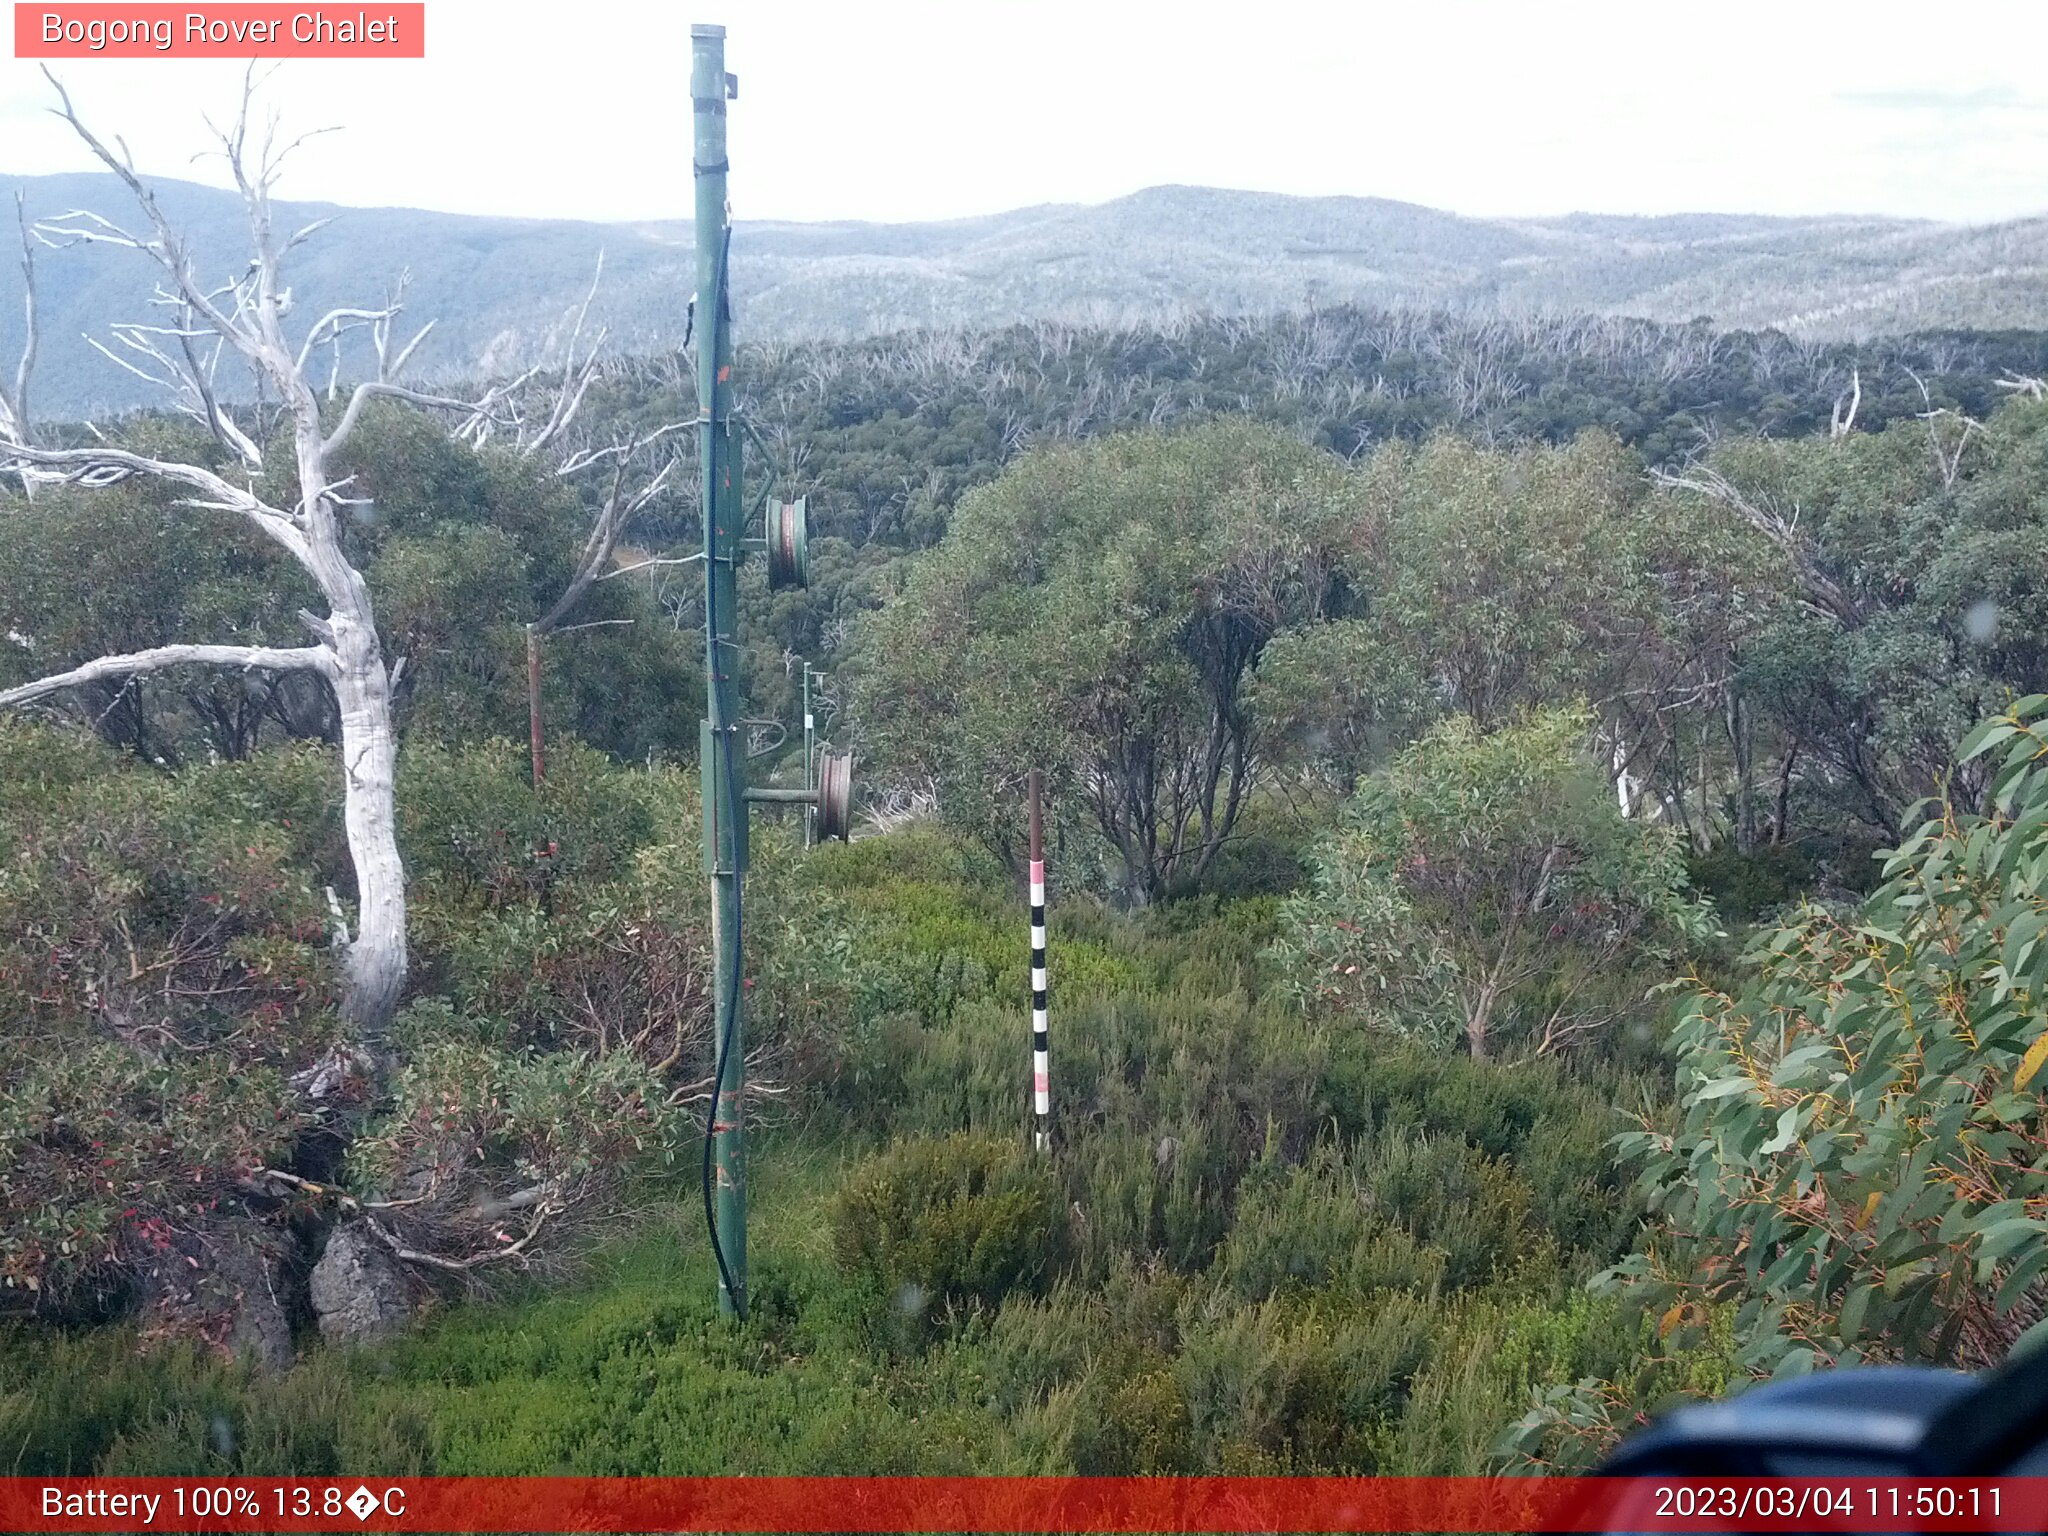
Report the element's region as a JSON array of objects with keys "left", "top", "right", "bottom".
[
  {"left": 766, "top": 497, "right": 810, "bottom": 591},
  {"left": 814, "top": 750, "right": 853, "bottom": 842}
]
